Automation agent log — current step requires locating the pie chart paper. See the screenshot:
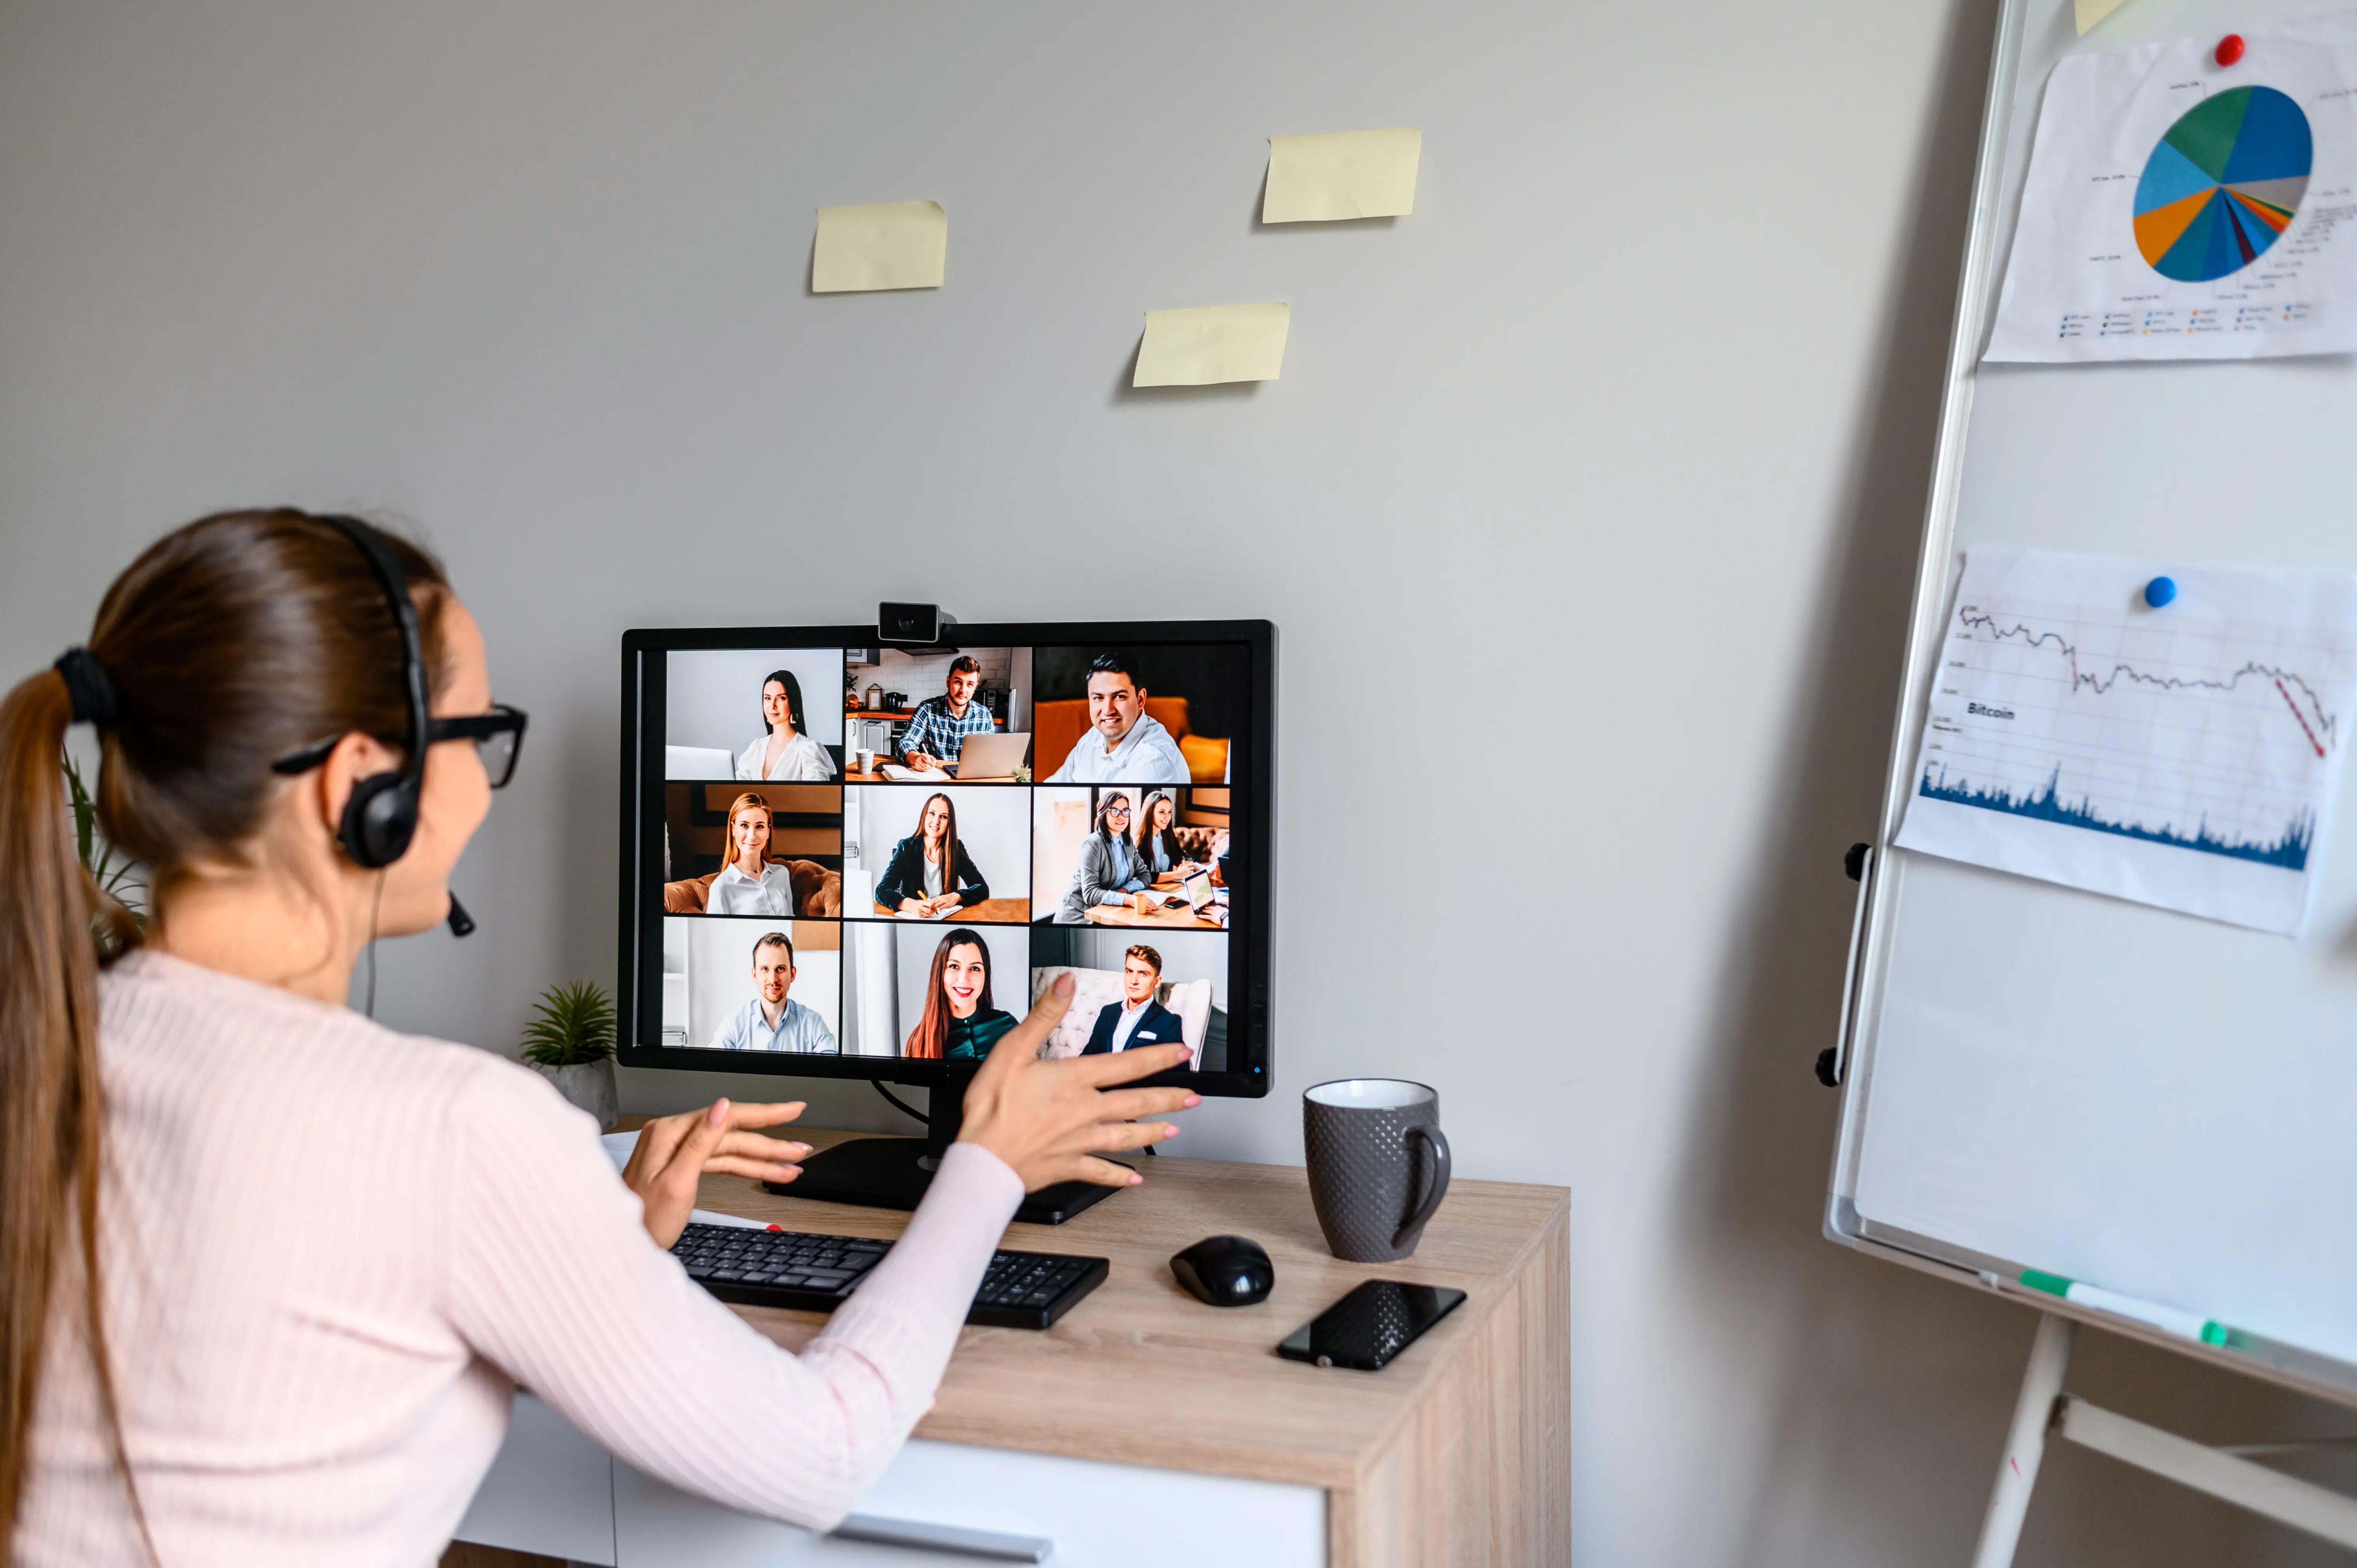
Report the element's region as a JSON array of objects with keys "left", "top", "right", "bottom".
[{"left": 1986, "top": 26, "right": 2357, "bottom": 362}]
